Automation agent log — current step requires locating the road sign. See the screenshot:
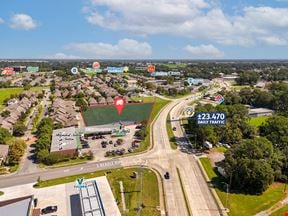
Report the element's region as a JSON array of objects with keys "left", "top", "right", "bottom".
[
  {"left": 114, "top": 97, "right": 126, "bottom": 115},
  {"left": 71, "top": 67, "right": 78, "bottom": 74}
]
